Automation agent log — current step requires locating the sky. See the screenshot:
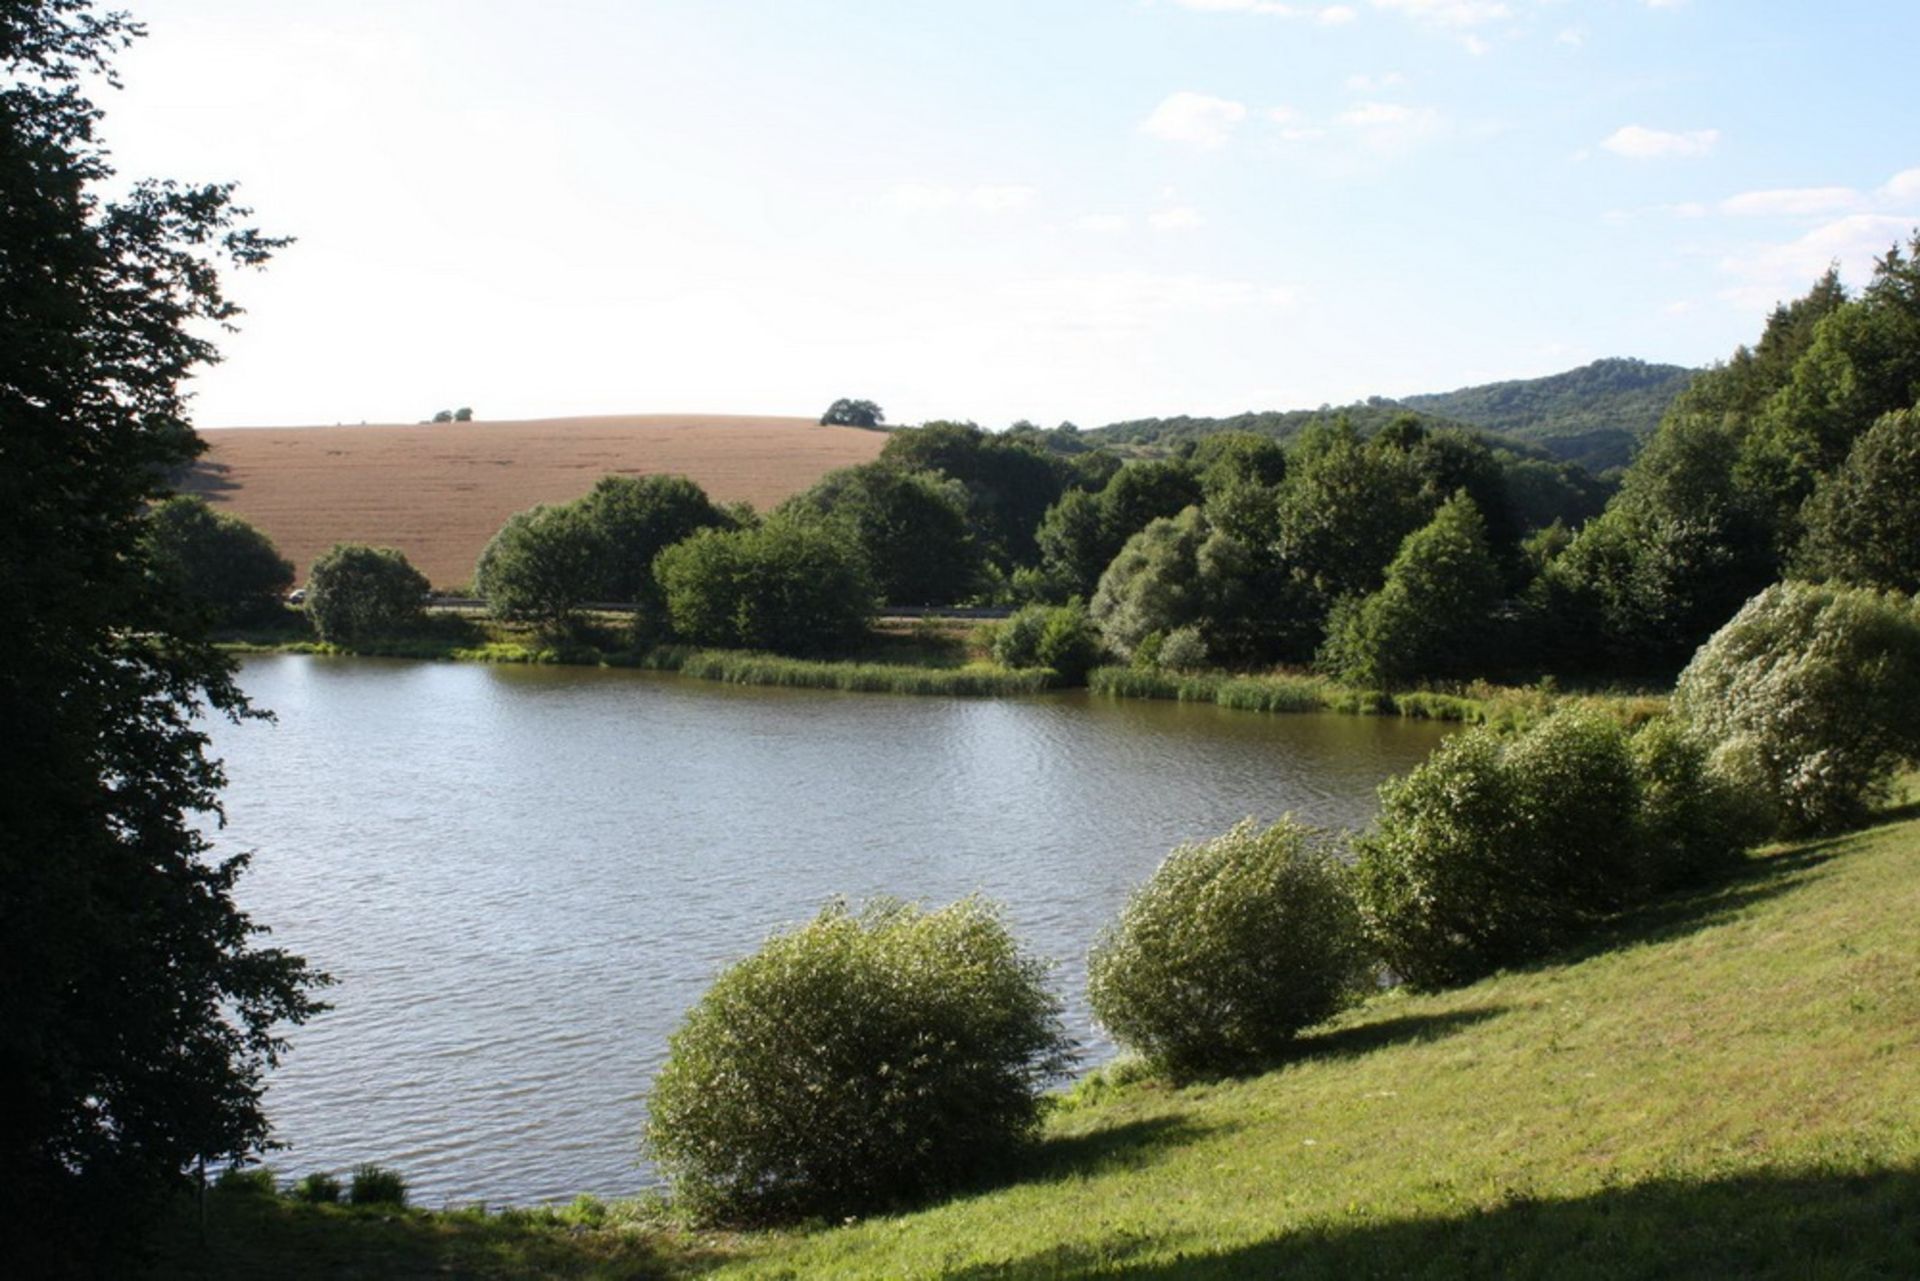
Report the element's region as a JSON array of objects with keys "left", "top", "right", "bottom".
[{"left": 103, "top": 0, "right": 1920, "bottom": 429}]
